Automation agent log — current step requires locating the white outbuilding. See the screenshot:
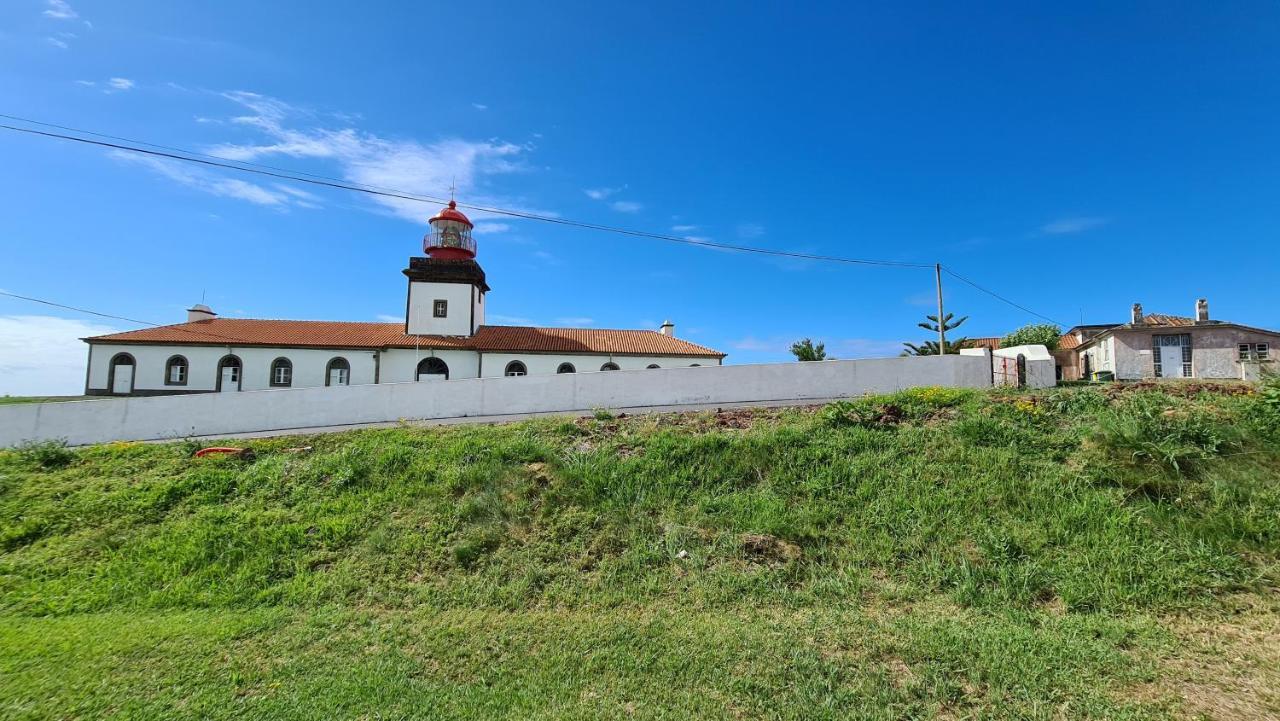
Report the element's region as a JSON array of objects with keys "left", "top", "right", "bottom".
[{"left": 83, "top": 200, "right": 724, "bottom": 396}]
